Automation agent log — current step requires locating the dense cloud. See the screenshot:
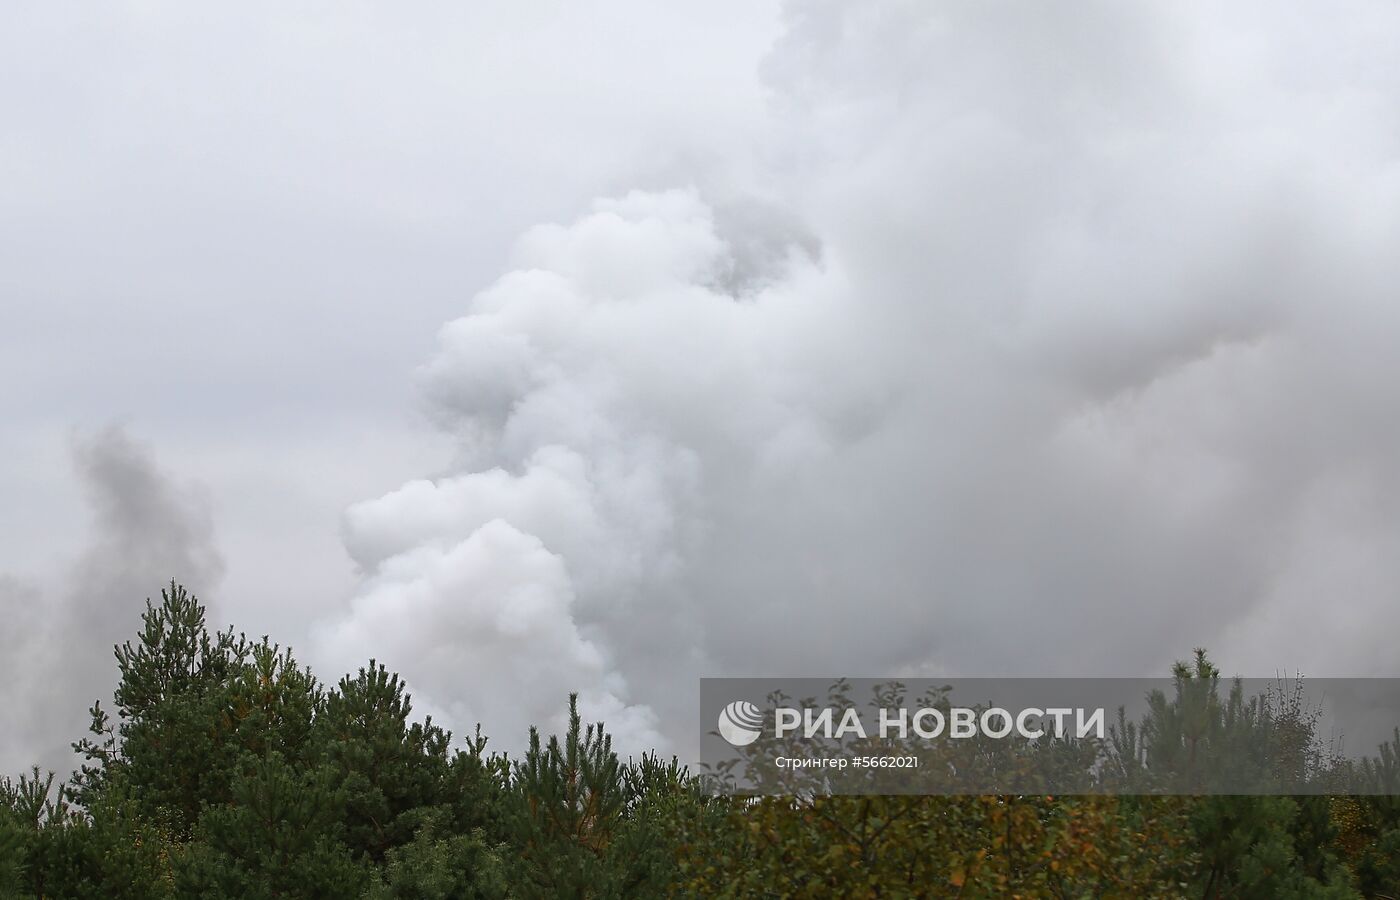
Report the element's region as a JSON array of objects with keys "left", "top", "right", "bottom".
[
  {"left": 5, "top": 2, "right": 1400, "bottom": 763},
  {"left": 0, "top": 0, "right": 781, "bottom": 648},
  {"left": 313, "top": 1, "right": 1400, "bottom": 754}
]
